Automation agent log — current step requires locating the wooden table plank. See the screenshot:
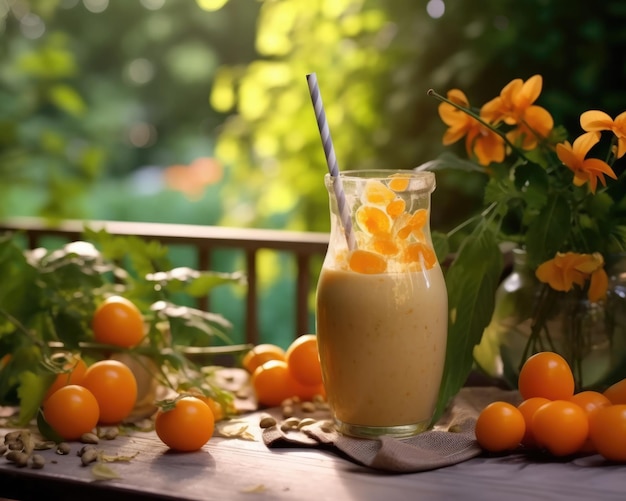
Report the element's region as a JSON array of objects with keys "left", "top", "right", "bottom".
[
  {"left": 1, "top": 376, "right": 625, "bottom": 501},
  {"left": 1, "top": 406, "right": 626, "bottom": 501}
]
